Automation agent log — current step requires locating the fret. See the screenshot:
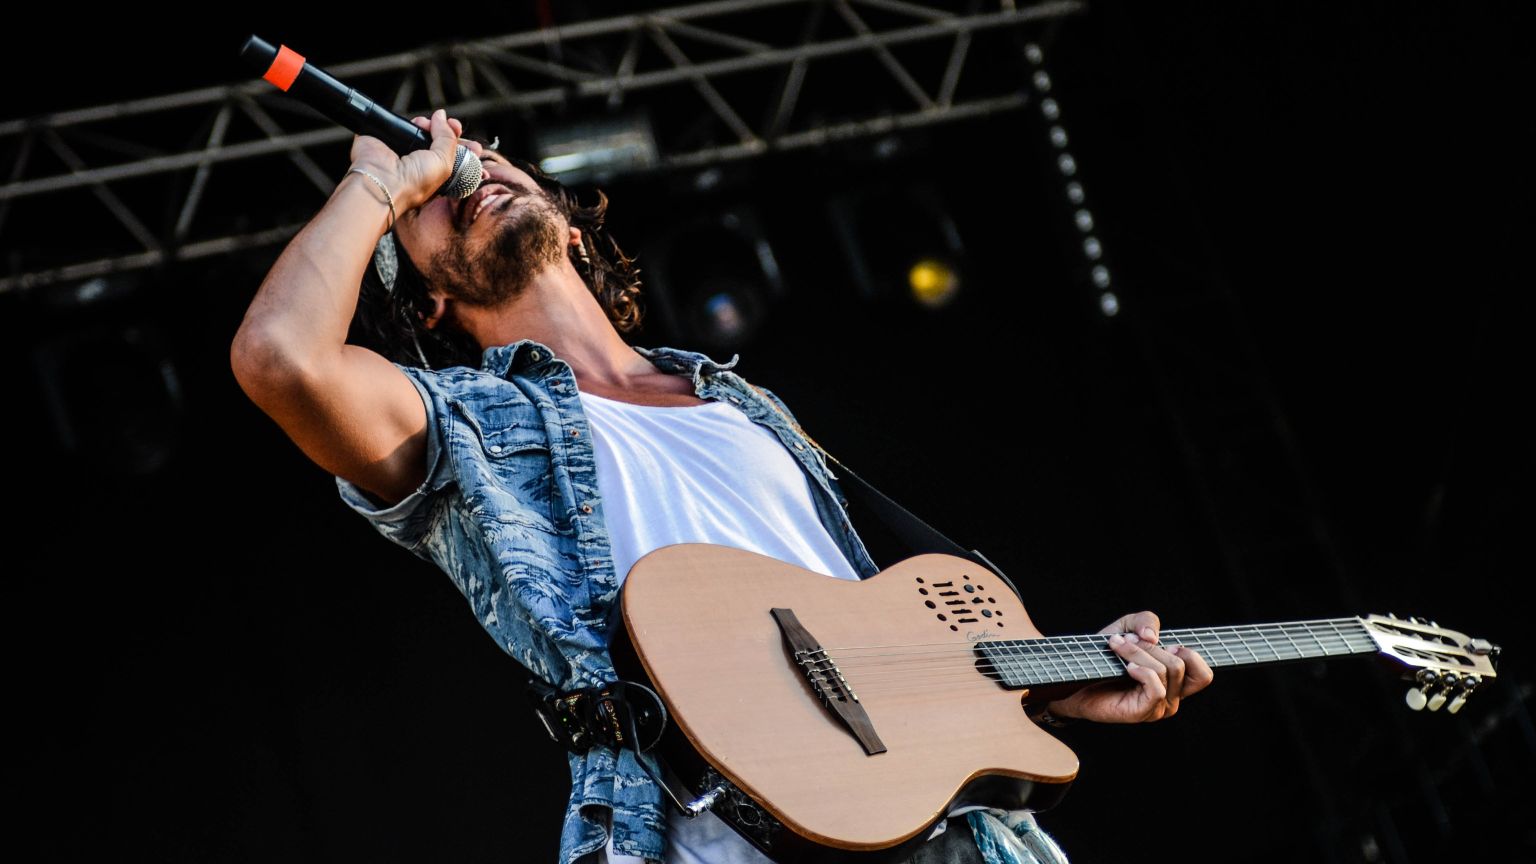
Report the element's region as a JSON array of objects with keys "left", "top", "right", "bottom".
[
  {"left": 1277, "top": 621, "right": 1302, "bottom": 654},
  {"left": 1067, "top": 635, "right": 1095, "bottom": 684},
  {"left": 1021, "top": 639, "right": 1043, "bottom": 685},
  {"left": 1042, "top": 637, "right": 1067, "bottom": 685},
  {"left": 1234, "top": 624, "right": 1259, "bottom": 657},
  {"left": 1210, "top": 628, "right": 1240, "bottom": 667},
  {"left": 1020, "top": 640, "right": 1041, "bottom": 683},
  {"left": 1094, "top": 635, "right": 1122, "bottom": 679},
  {"left": 1321, "top": 621, "right": 1347, "bottom": 655},
  {"left": 1315, "top": 621, "right": 1344, "bottom": 656},
  {"left": 1088, "top": 635, "right": 1117, "bottom": 682},
  {"left": 1320, "top": 618, "right": 1345, "bottom": 651},
  {"left": 1034, "top": 637, "right": 1062, "bottom": 685},
  {"left": 1005, "top": 639, "right": 1031, "bottom": 685},
  {"left": 1251, "top": 627, "right": 1276, "bottom": 660},
  {"left": 1015, "top": 639, "right": 1039, "bottom": 685},
  {"left": 1297, "top": 622, "right": 1327, "bottom": 657},
  {"left": 1253, "top": 624, "right": 1282, "bottom": 663}
]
